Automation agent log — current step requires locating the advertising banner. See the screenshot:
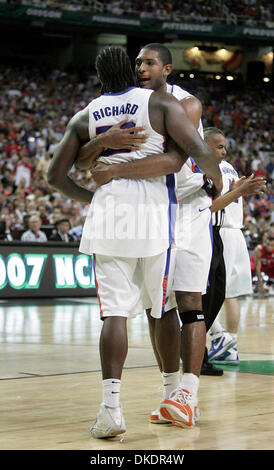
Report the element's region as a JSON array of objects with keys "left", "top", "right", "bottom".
[
  {"left": 0, "top": 242, "right": 96, "bottom": 298},
  {"left": 1, "top": 5, "right": 273, "bottom": 42}
]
